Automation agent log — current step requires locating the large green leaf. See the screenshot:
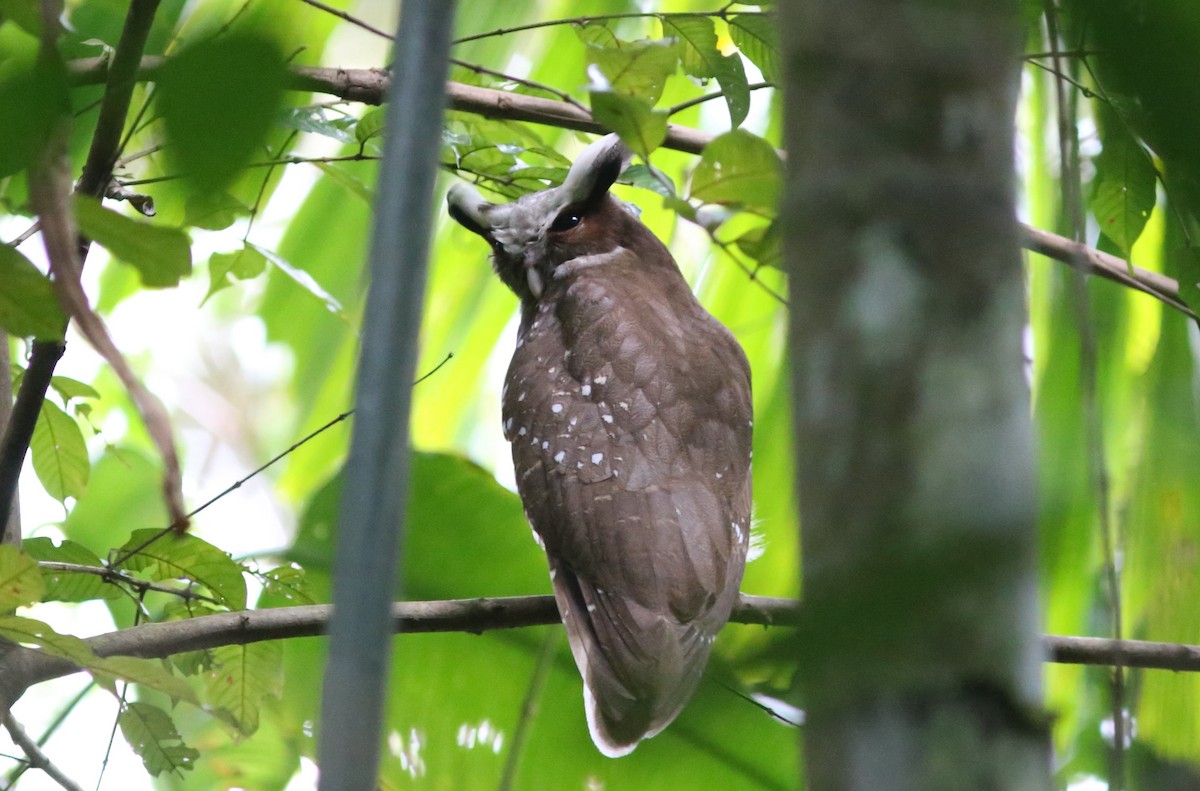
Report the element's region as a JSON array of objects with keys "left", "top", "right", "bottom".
[
  {"left": 30, "top": 399, "right": 89, "bottom": 503},
  {"left": 590, "top": 91, "right": 669, "bottom": 159},
  {"left": 689, "top": 129, "right": 782, "bottom": 214},
  {"left": 585, "top": 38, "right": 678, "bottom": 104},
  {"left": 1089, "top": 112, "right": 1157, "bottom": 258},
  {"left": 113, "top": 529, "right": 248, "bottom": 611},
  {"left": 0, "top": 243, "right": 65, "bottom": 340},
  {"left": 0, "top": 33, "right": 68, "bottom": 178},
  {"left": 156, "top": 31, "right": 288, "bottom": 195},
  {"left": 728, "top": 13, "right": 780, "bottom": 83},
  {"left": 661, "top": 15, "right": 750, "bottom": 127},
  {"left": 73, "top": 196, "right": 193, "bottom": 288}
]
